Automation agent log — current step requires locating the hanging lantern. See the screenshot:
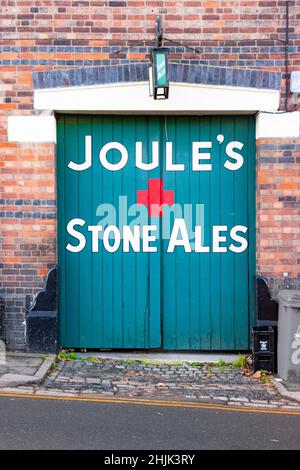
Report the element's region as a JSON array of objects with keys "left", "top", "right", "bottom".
[{"left": 150, "top": 47, "right": 169, "bottom": 100}]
